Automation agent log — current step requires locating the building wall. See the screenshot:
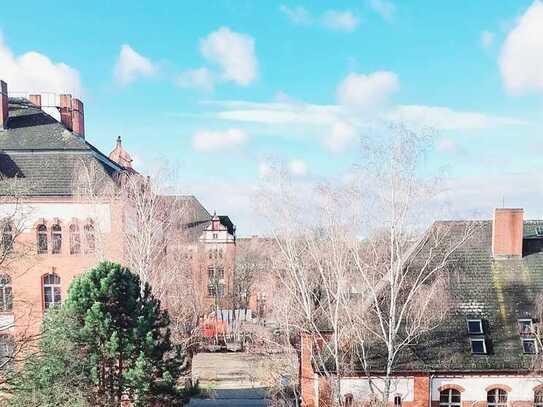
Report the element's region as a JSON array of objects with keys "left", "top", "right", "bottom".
[
  {"left": 306, "top": 373, "right": 543, "bottom": 407},
  {"left": 1, "top": 196, "right": 124, "bottom": 342}
]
